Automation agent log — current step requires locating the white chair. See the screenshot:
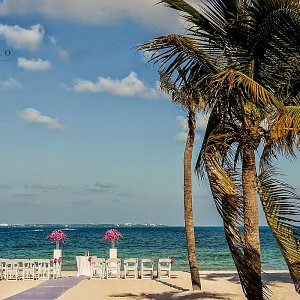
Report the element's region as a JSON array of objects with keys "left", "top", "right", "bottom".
[
  {"left": 124, "top": 258, "right": 138, "bottom": 279},
  {"left": 5, "top": 259, "right": 19, "bottom": 281},
  {"left": 105, "top": 258, "right": 121, "bottom": 279},
  {"left": 49, "top": 258, "right": 61, "bottom": 279},
  {"left": 15, "top": 259, "right": 24, "bottom": 280},
  {"left": 37, "top": 259, "right": 51, "bottom": 280},
  {"left": 141, "top": 258, "right": 154, "bottom": 279},
  {"left": 0, "top": 259, "right": 4, "bottom": 280},
  {"left": 23, "top": 259, "right": 35, "bottom": 280},
  {"left": 90, "top": 258, "right": 105, "bottom": 279},
  {"left": 157, "top": 258, "right": 172, "bottom": 279}
]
